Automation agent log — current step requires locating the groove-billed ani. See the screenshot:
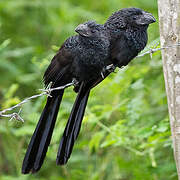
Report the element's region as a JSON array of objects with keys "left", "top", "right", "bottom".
[
  {"left": 22, "top": 8, "right": 156, "bottom": 174},
  {"left": 22, "top": 21, "right": 110, "bottom": 174},
  {"left": 57, "top": 8, "right": 156, "bottom": 165}
]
